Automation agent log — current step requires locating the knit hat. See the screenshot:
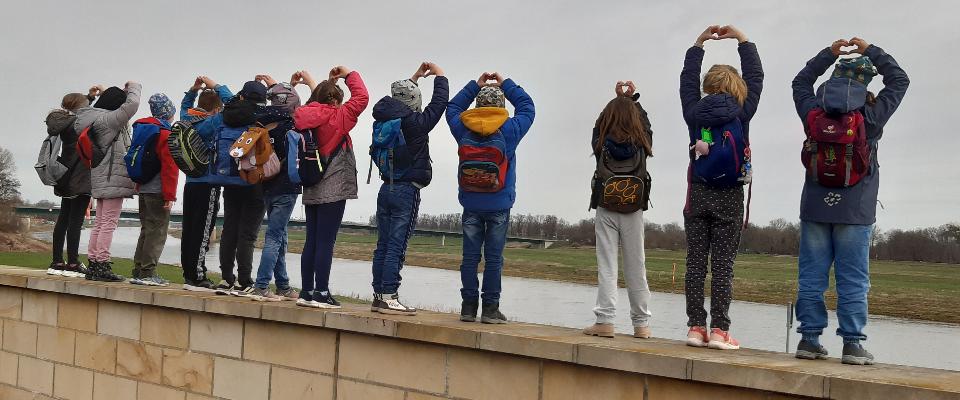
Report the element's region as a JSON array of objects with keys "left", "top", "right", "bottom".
[
  {"left": 238, "top": 81, "right": 267, "bottom": 104},
  {"left": 391, "top": 79, "right": 422, "bottom": 112},
  {"left": 476, "top": 86, "right": 505, "bottom": 108},
  {"left": 94, "top": 87, "right": 125, "bottom": 111},
  {"left": 148, "top": 93, "right": 176, "bottom": 121},
  {"left": 832, "top": 56, "right": 878, "bottom": 86}
]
